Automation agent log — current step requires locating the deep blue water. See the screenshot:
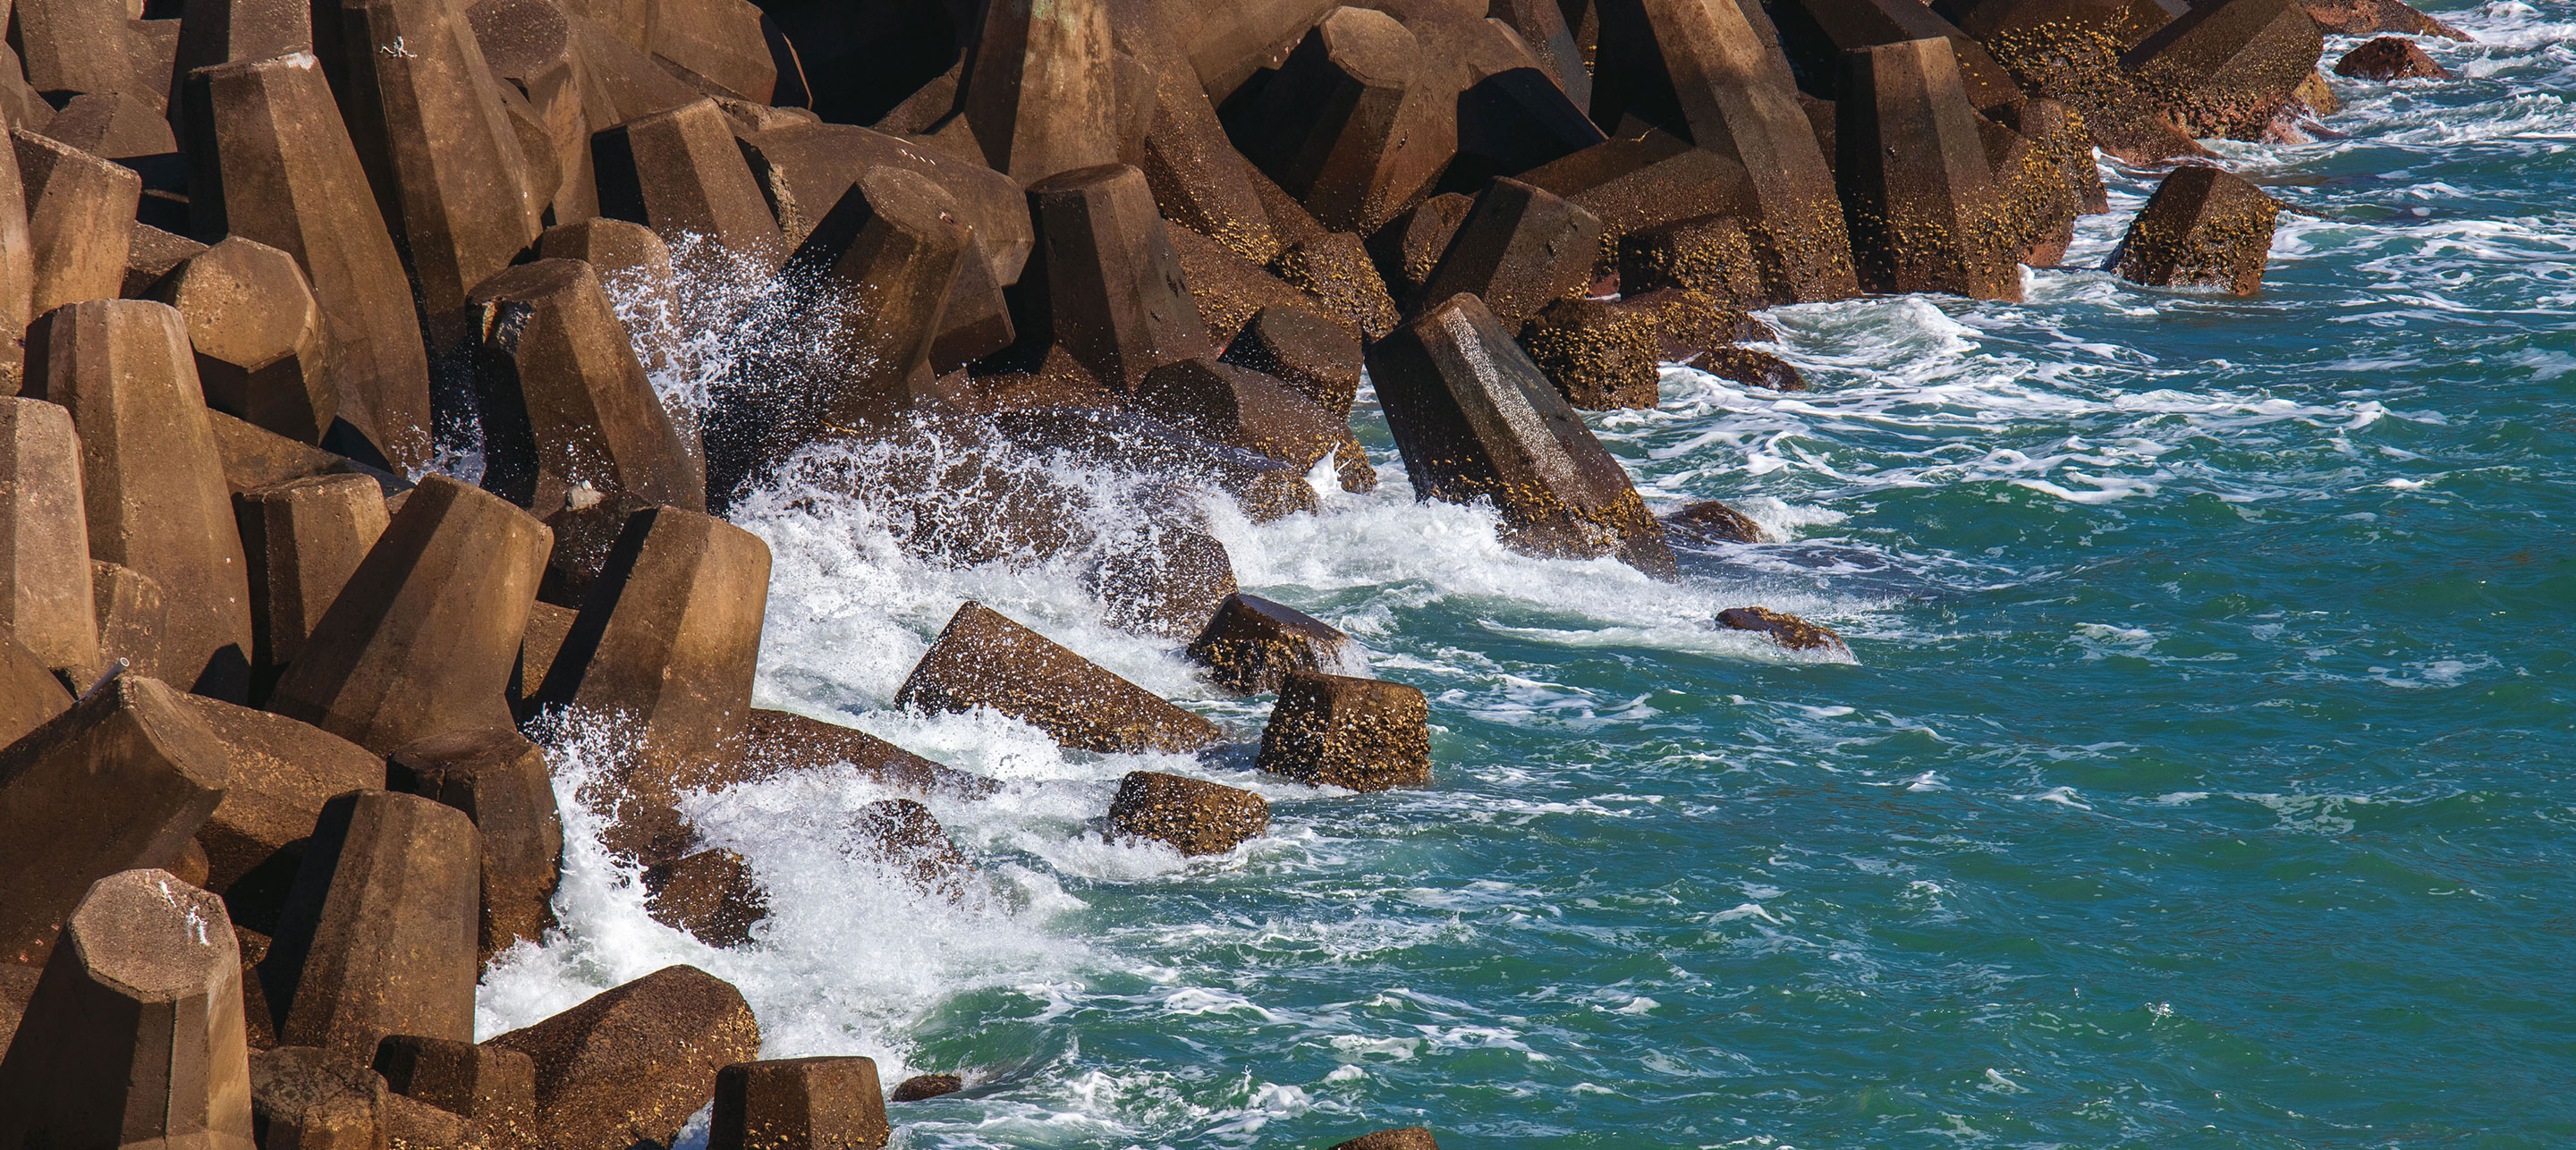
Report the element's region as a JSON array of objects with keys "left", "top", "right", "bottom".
[{"left": 481, "top": 7, "right": 2576, "bottom": 1146}]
